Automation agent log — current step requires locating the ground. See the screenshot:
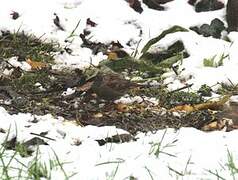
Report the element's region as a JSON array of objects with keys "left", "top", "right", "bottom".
[{"left": 0, "top": 0, "right": 238, "bottom": 179}]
